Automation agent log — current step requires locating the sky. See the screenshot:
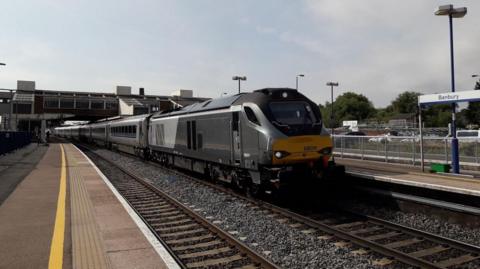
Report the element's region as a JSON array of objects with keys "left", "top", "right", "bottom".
[{"left": 0, "top": 0, "right": 479, "bottom": 107}]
